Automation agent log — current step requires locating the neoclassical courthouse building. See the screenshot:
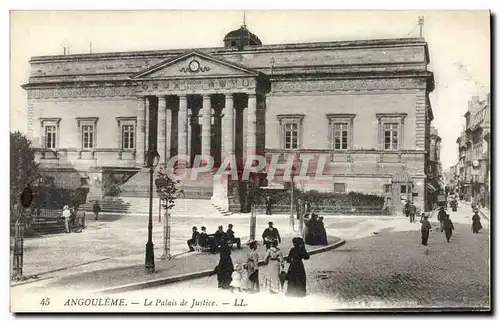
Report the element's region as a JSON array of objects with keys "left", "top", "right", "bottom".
[{"left": 23, "top": 25, "right": 435, "bottom": 213}]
